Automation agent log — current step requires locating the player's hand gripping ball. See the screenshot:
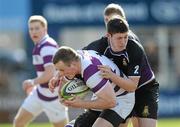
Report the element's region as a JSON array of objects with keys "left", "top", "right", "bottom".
[{"left": 60, "top": 78, "right": 89, "bottom": 100}]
